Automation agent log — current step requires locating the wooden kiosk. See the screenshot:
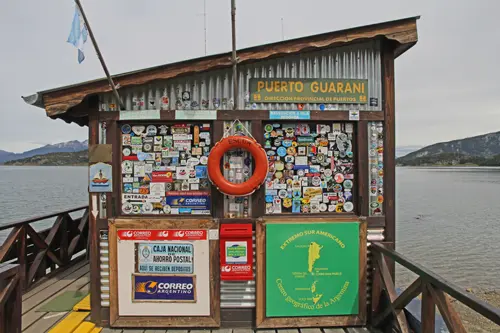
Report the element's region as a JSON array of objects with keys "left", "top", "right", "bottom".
[{"left": 23, "top": 16, "right": 419, "bottom": 330}]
